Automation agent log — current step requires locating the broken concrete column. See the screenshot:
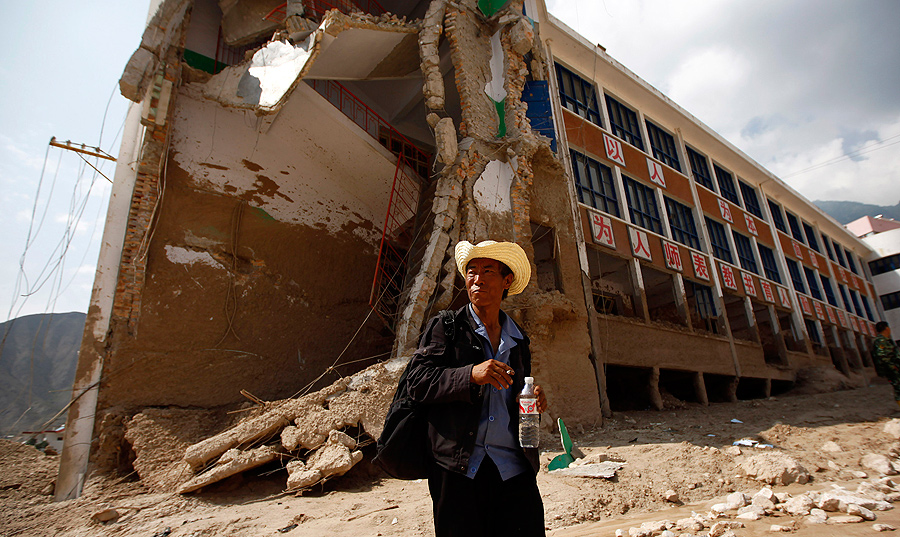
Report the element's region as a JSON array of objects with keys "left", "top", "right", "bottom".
[
  {"left": 649, "top": 367, "right": 664, "bottom": 411},
  {"left": 435, "top": 117, "right": 459, "bottom": 164},
  {"left": 419, "top": 0, "right": 447, "bottom": 111}
]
